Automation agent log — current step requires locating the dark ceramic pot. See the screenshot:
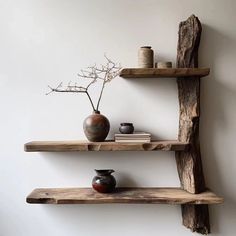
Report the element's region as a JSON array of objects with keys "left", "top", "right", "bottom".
[
  {"left": 83, "top": 111, "right": 110, "bottom": 142},
  {"left": 119, "top": 123, "right": 134, "bottom": 134},
  {"left": 92, "top": 169, "right": 116, "bottom": 193}
]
